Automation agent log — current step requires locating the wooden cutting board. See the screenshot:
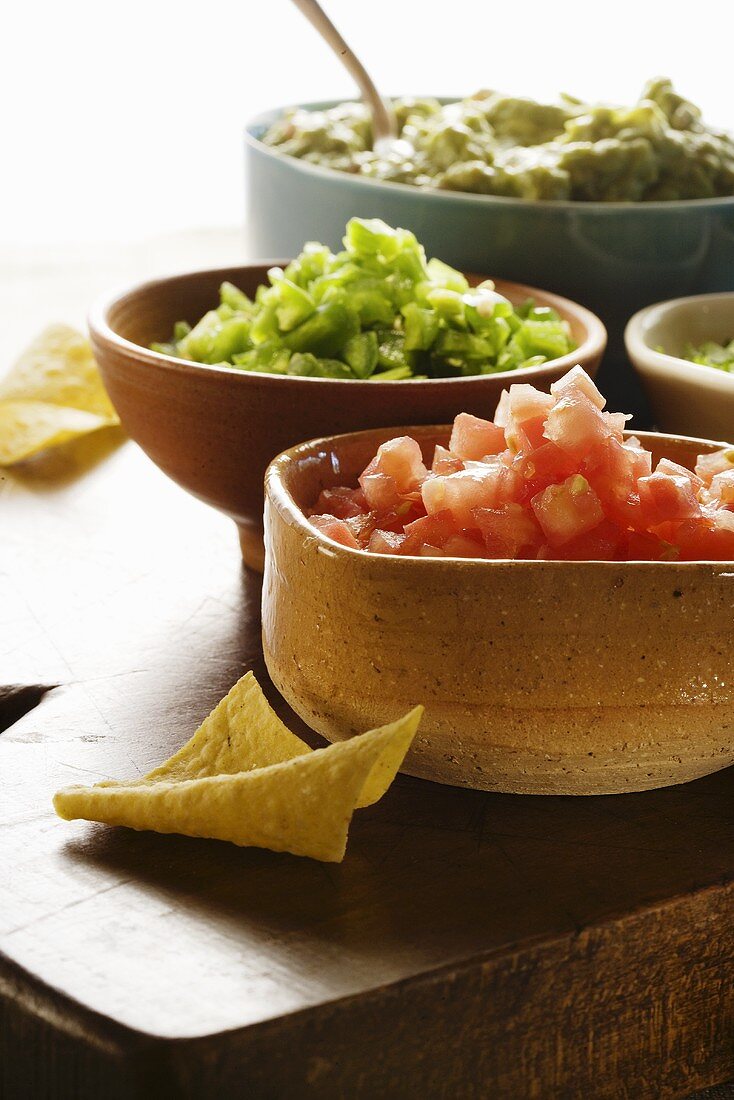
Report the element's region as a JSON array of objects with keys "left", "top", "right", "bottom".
[{"left": 1, "top": 429, "right": 732, "bottom": 1100}]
